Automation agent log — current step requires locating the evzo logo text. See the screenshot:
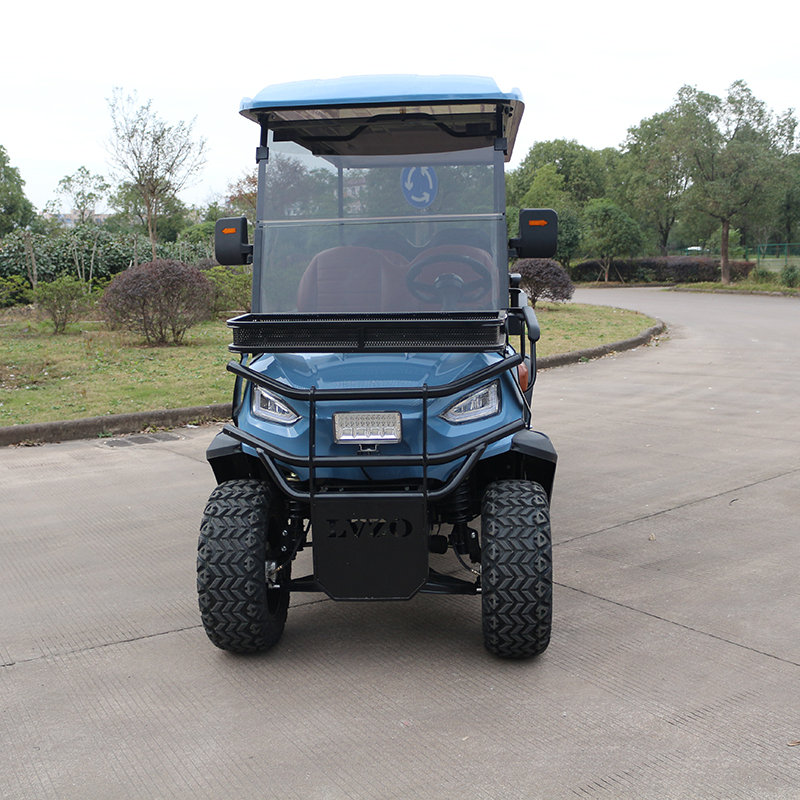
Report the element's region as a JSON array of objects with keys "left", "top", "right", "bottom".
[{"left": 326, "top": 518, "right": 413, "bottom": 538}]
